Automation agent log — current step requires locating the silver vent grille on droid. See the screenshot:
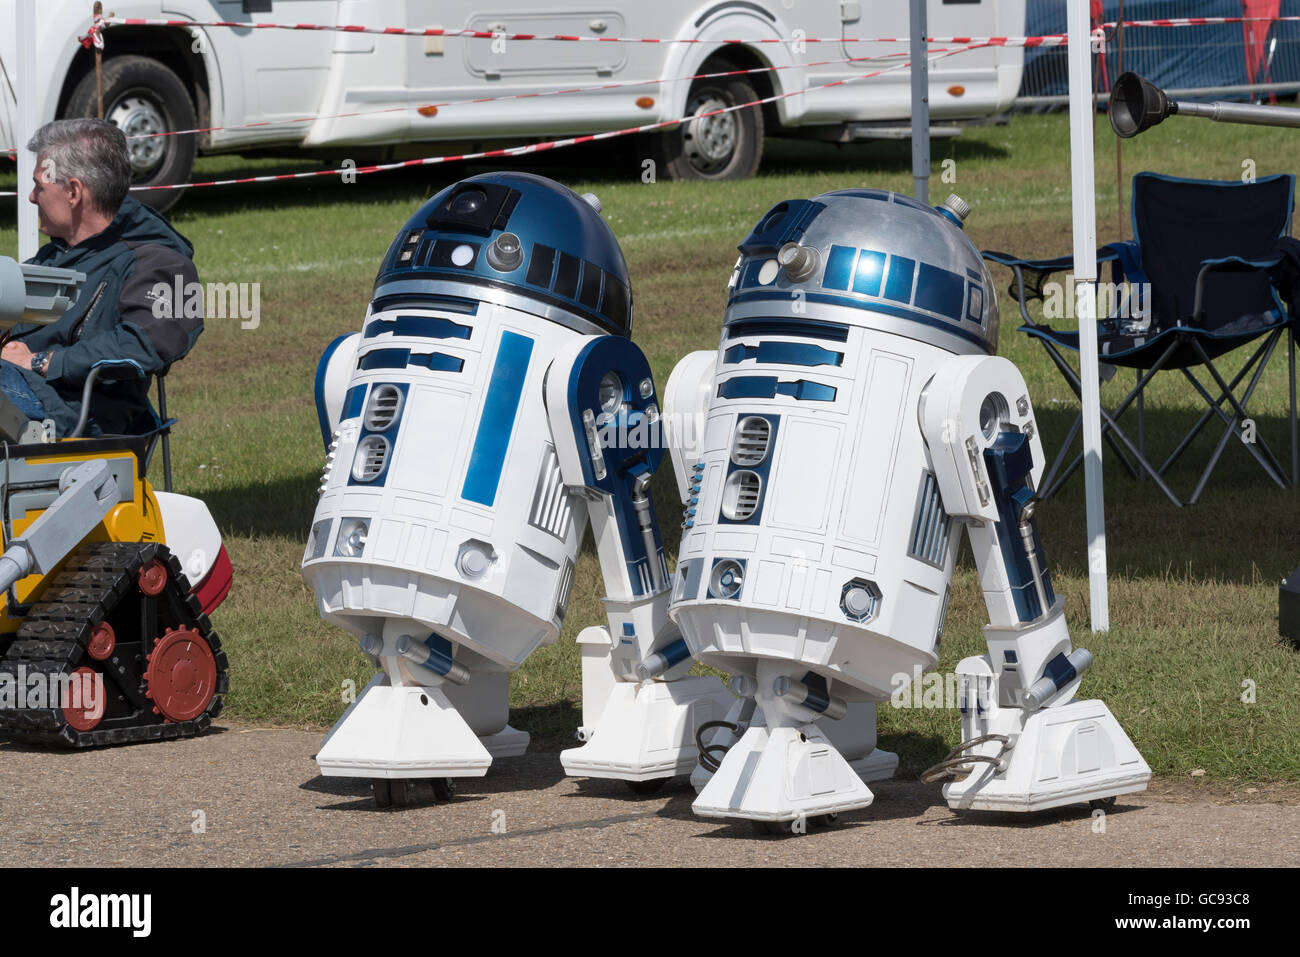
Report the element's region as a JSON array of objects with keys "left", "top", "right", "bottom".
[
  {"left": 731, "top": 416, "right": 772, "bottom": 466},
  {"left": 529, "top": 445, "right": 575, "bottom": 540},
  {"left": 909, "top": 470, "right": 951, "bottom": 567}
]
